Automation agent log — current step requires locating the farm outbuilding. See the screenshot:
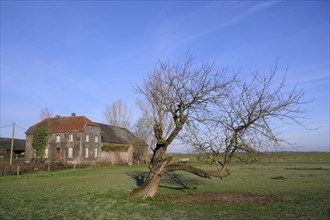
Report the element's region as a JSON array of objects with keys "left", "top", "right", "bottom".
[
  {"left": 0, "top": 137, "right": 25, "bottom": 158},
  {"left": 97, "top": 123, "right": 148, "bottom": 165}
]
